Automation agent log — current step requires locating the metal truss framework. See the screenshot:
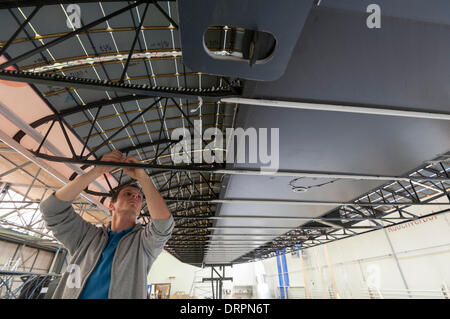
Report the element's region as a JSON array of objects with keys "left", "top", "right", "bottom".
[
  {"left": 232, "top": 163, "right": 450, "bottom": 263},
  {"left": 0, "top": 69, "right": 237, "bottom": 99},
  {"left": 0, "top": 0, "right": 448, "bottom": 268},
  {"left": 0, "top": 181, "right": 108, "bottom": 241},
  {"left": 201, "top": 265, "right": 232, "bottom": 299},
  {"left": 0, "top": 0, "right": 239, "bottom": 267},
  {"left": 164, "top": 160, "right": 450, "bottom": 264}
]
